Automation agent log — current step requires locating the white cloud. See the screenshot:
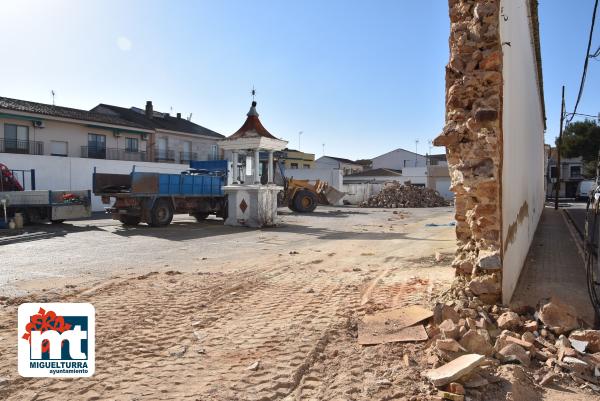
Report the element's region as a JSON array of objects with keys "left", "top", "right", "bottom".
[{"left": 117, "top": 36, "right": 132, "bottom": 51}]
